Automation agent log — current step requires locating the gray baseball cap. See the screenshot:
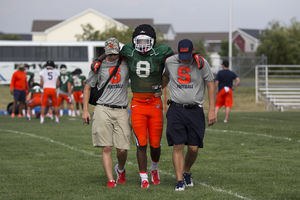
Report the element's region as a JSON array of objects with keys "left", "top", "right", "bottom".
[{"left": 105, "top": 38, "right": 120, "bottom": 54}]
